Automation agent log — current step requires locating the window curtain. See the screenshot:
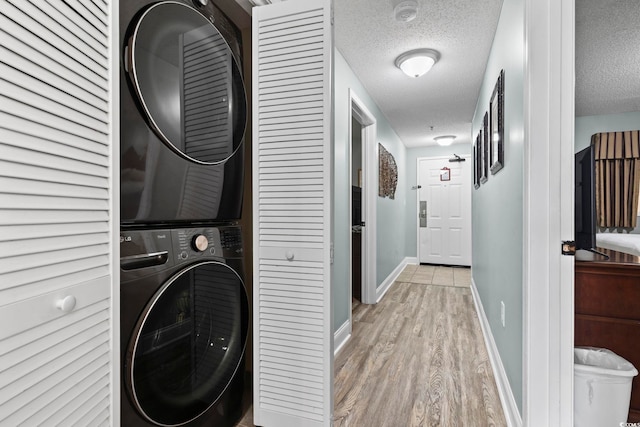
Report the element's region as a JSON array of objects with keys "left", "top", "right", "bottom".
[{"left": 591, "top": 131, "right": 640, "bottom": 228}]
